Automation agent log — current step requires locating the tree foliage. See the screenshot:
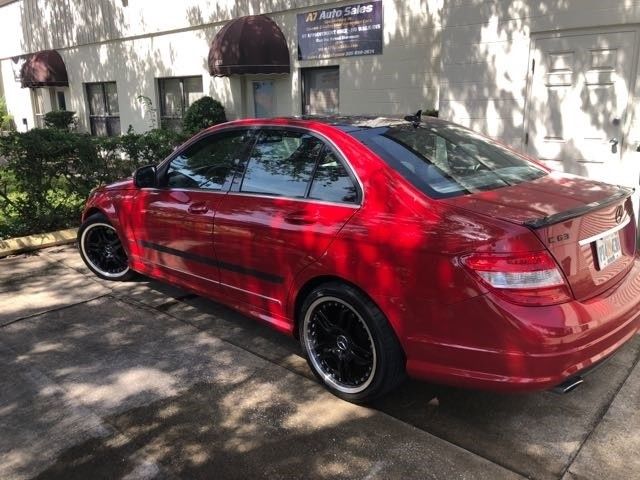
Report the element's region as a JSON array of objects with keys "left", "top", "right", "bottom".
[{"left": 0, "top": 96, "right": 13, "bottom": 131}]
